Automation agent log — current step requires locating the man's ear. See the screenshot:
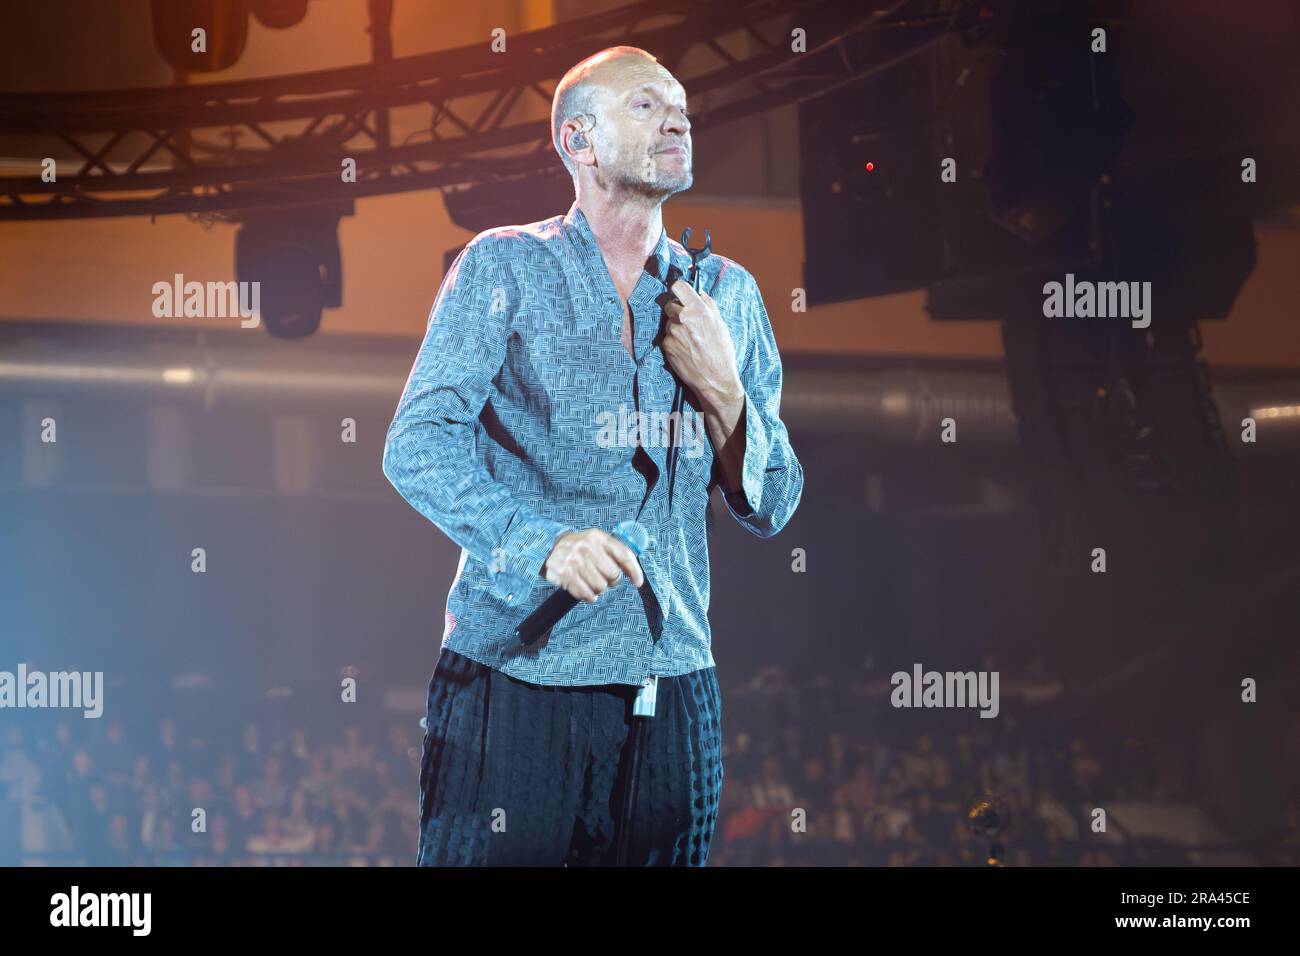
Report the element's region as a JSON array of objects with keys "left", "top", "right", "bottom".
[{"left": 562, "top": 116, "right": 596, "bottom": 169}]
